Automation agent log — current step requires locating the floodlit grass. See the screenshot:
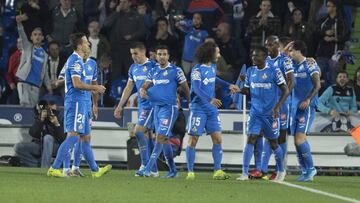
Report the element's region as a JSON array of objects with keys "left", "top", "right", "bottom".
[{"left": 0, "top": 167, "right": 359, "bottom": 203}]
